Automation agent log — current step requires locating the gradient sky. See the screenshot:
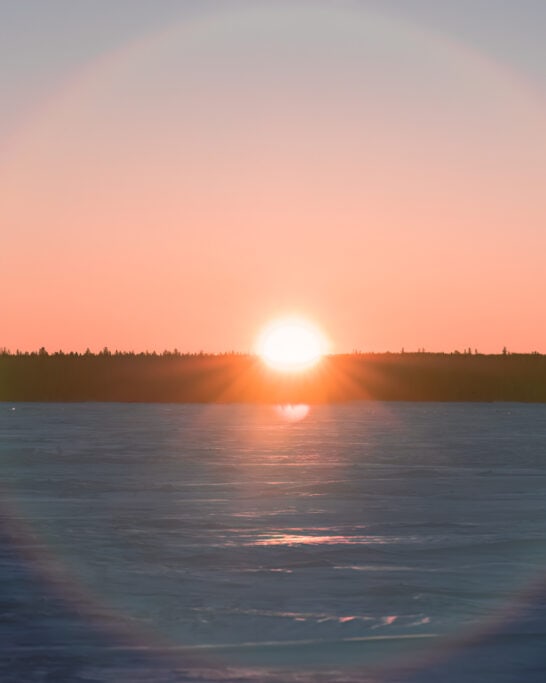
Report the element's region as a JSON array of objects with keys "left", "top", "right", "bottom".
[{"left": 1, "top": 0, "right": 545, "bottom": 353}]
